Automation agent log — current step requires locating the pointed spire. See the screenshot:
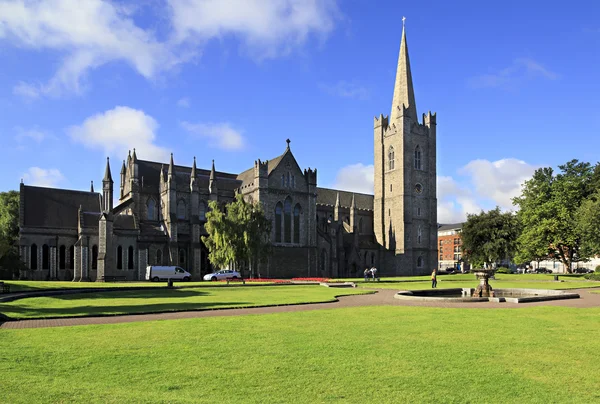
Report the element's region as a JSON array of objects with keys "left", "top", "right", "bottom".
[
  {"left": 335, "top": 191, "right": 340, "bottom": 207},
  {"left": 120, "top": 160, "right": 126, "bottom": 174},
  {"left": 90, "top": 181, "right": 94, "bottom": 192},
  {"left": 191, "top": 156, "right": 197, "bottom": 179},
  {"left": 391, "top": 22, "right": 417, "bottom": 122},
  {"left": 103, "top": 157, "right": 113, "bottom": 182},
  {"left": 210, "top": 159, "right": 216, "bottom": 181},
  {"left": 351, "top": 193, "right": 356, "bottom": 209},
  {"left": 168, "top": 153, "right": 174, "bottom": 177},
  {"left": 132, "top": 148, "right": 138, "bottom": 163},
  {"left": 209, "top": 159, "right": 218, "bottom": 195},
  {"left": 160, "top": 164, "right": 166, "bottom": 182}
]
